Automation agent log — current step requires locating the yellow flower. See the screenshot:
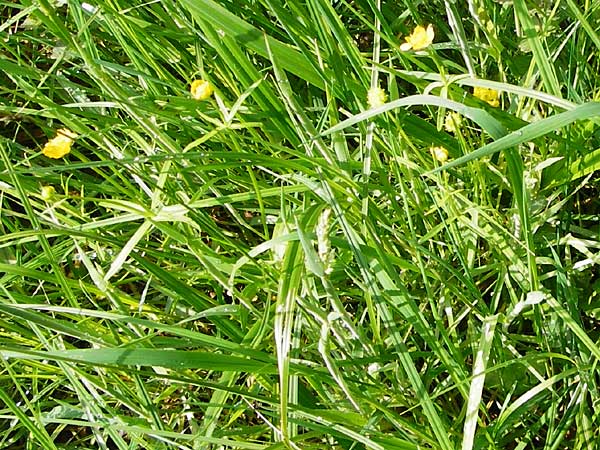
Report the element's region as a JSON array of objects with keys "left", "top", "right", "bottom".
[
  {"left": 190, "top": 79, "right": 214, "bottom": 100},
  {"left": 41, "top": 185, "right": 55, "bottom": 201},
  {"left": 473, "top": 87, "right": 500, "bottom": 107},
  {"left": 443, "top": 112, "right": 463, "bottom": 134},
  {"left": 430, "top": 146, "right": 449, "bottom": 163},
  {"left": 367, "top": 86, "right": 387, "bottom": 109},
  {"left": 42, "top": 128, "right": 76, "bottom": 159},
  {"left": 400, "top": 24, "right": 434, "bottom": 51}
]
